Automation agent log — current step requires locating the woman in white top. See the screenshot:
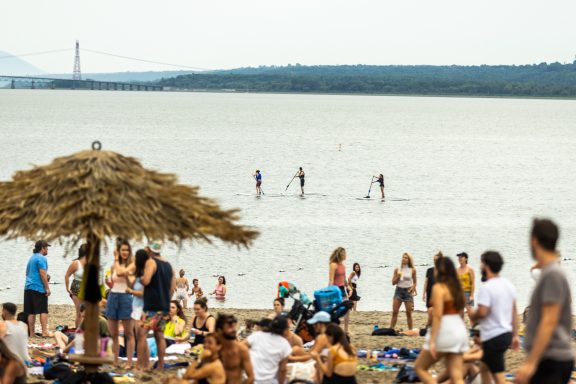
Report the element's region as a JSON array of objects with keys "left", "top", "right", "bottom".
[
  {"left": 415, "top": 257, "right": 468, "bottom": 384},
  {"left": 64, "top": 244, "right": 88, "bottom": 328},
  {"left": 348, "top": 263, "right": 361, "bottom": 311},
  {"left": 105, "top": 240, "right": 136, "bottom": 368},
  {"left": 390, "top": 253, "right": 417, "bottom": 330}
]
